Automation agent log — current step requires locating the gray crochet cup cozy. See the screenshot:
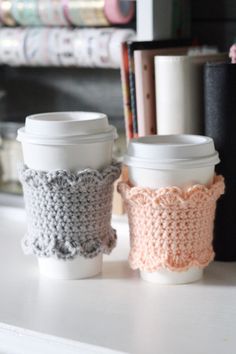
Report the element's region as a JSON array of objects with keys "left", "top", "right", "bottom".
[{"left": 19, "top": 162, "right": 121, "bottom": 260}]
